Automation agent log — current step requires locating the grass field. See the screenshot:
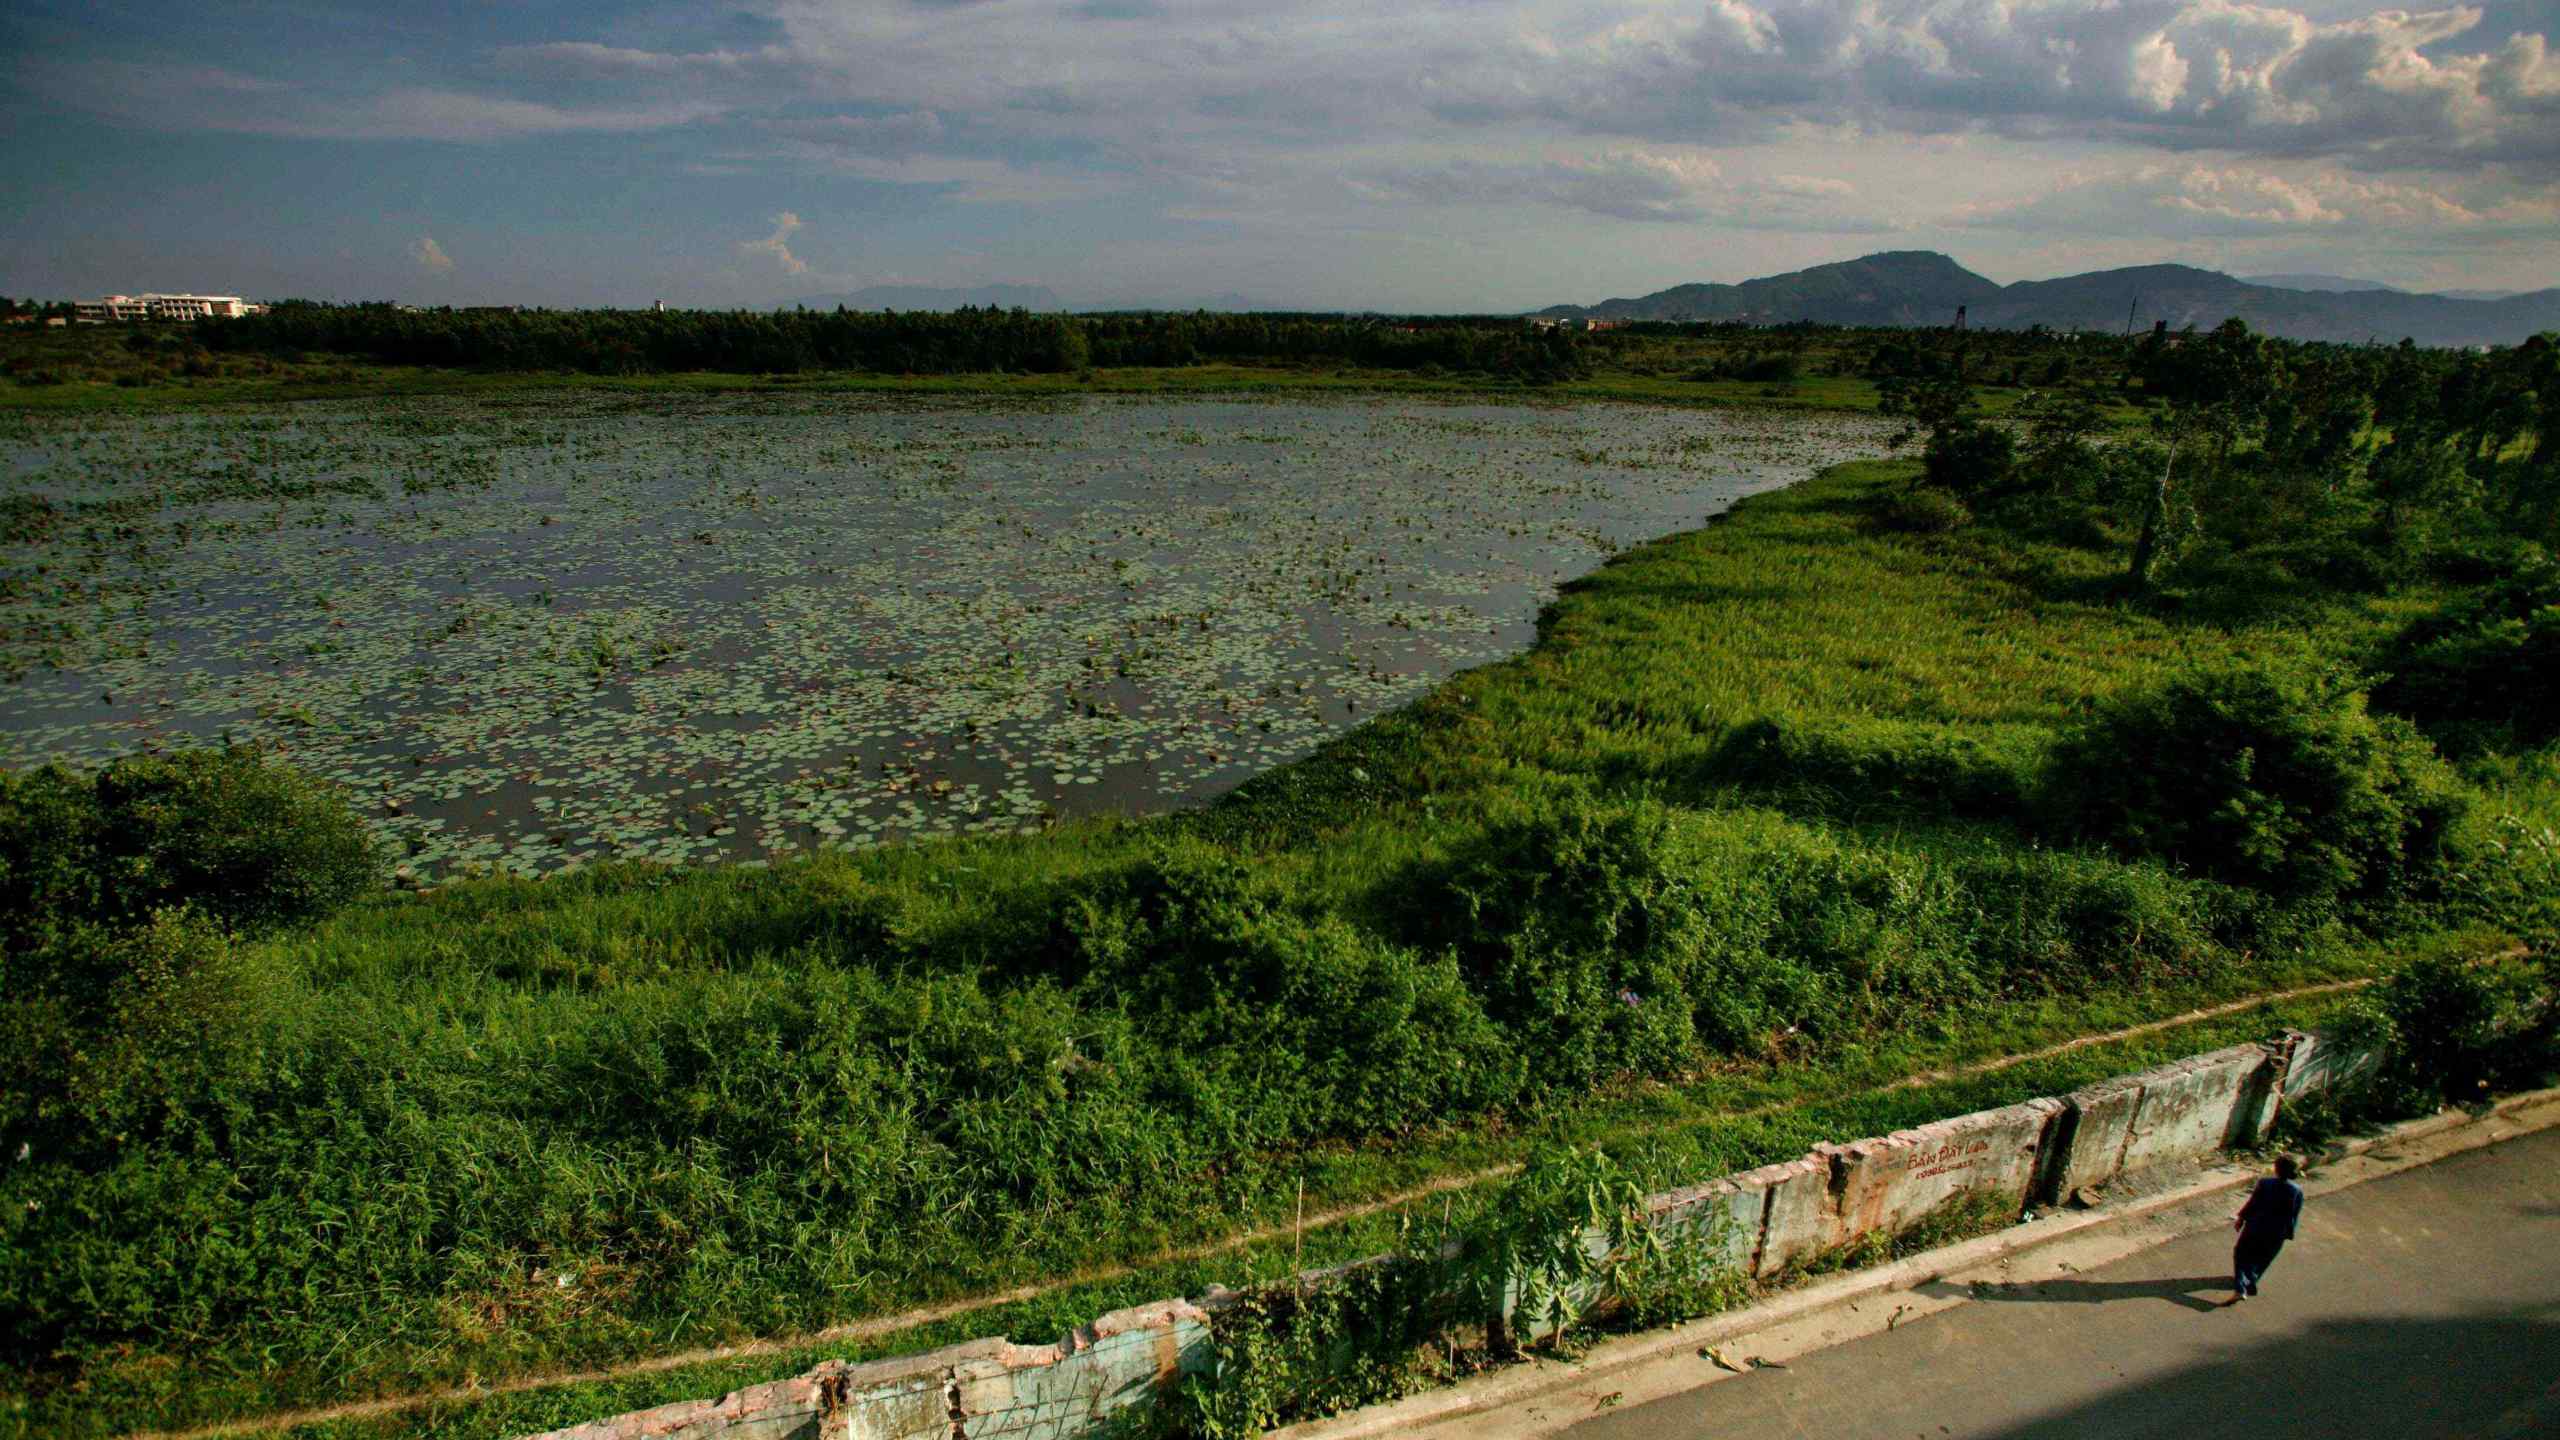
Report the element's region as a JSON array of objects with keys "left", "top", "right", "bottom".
[{"left": 8, "top": 429, "right": 2548, "bottom": 1439}]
